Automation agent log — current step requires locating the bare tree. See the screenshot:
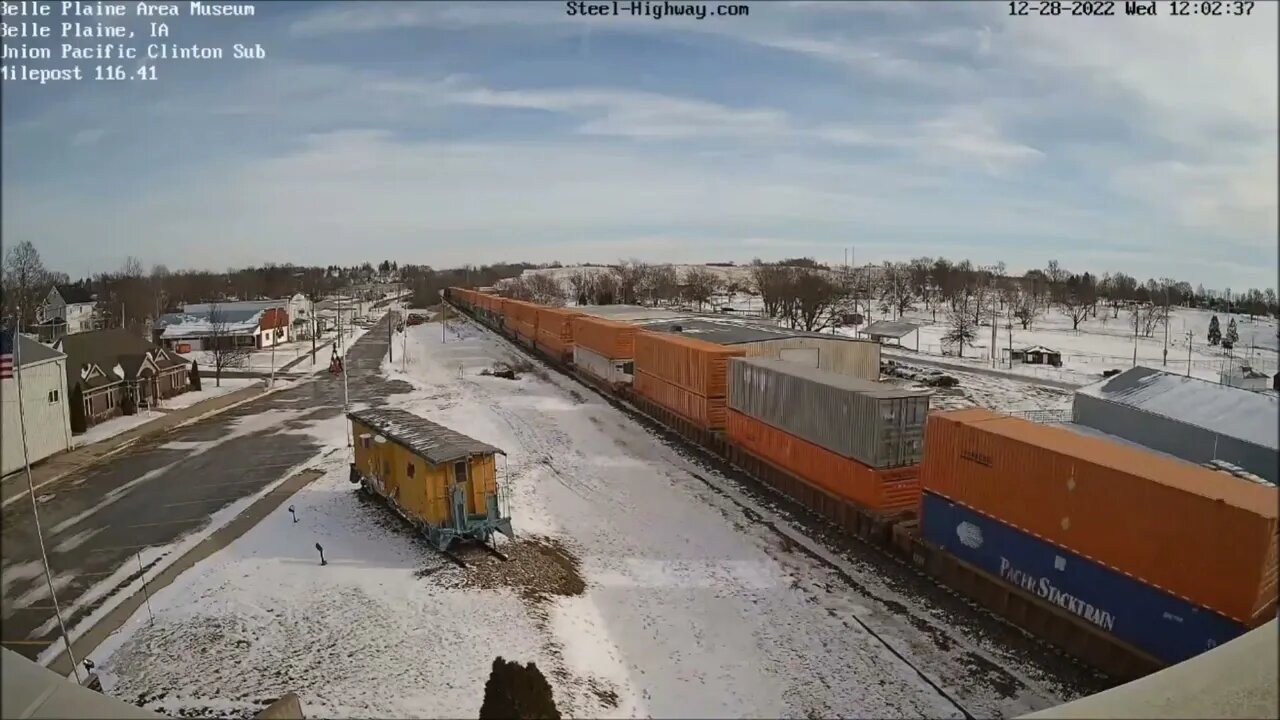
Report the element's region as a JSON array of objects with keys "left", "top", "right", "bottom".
[
  {"left": 943, "top": 296, "right": 979, "bottom": 358},
  {"left": 1061, "top": 273, "right": 1097, "bottom": 330},
  {"left": 877, "top": 262, "right": 916, "bottom": 320},
  {"left": 611, "top": 259, "right": 650, "bottom": 305},
  {"left": 1129, "top": 303, "right": 1163, "bottom": 338},
  {"left": 641, "top": 264, "right": 680, "bottom": 306},
  {"left": 504, "top": 273, "right": 564, "bottom": 305},
  {"left": 567, "top": 269, "right": 595, "bottom": 306},
  {"left": 205, "top": 302, "right": 251, "bottom": 387},
  {"left": 2, "top": 240, "right": 52, "bottom": 327},
  {"left": 785, "top": 267, "right": 847, "bottom": 332},
  {"left": 1010, "top": 278, "right": 1044, "bottom": 330},
  {"left": 749, "top": 260, "right": 794, "bottom": 320},
  {"left": 681, "top": 267, "right": 722, "bottom": 311}
]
